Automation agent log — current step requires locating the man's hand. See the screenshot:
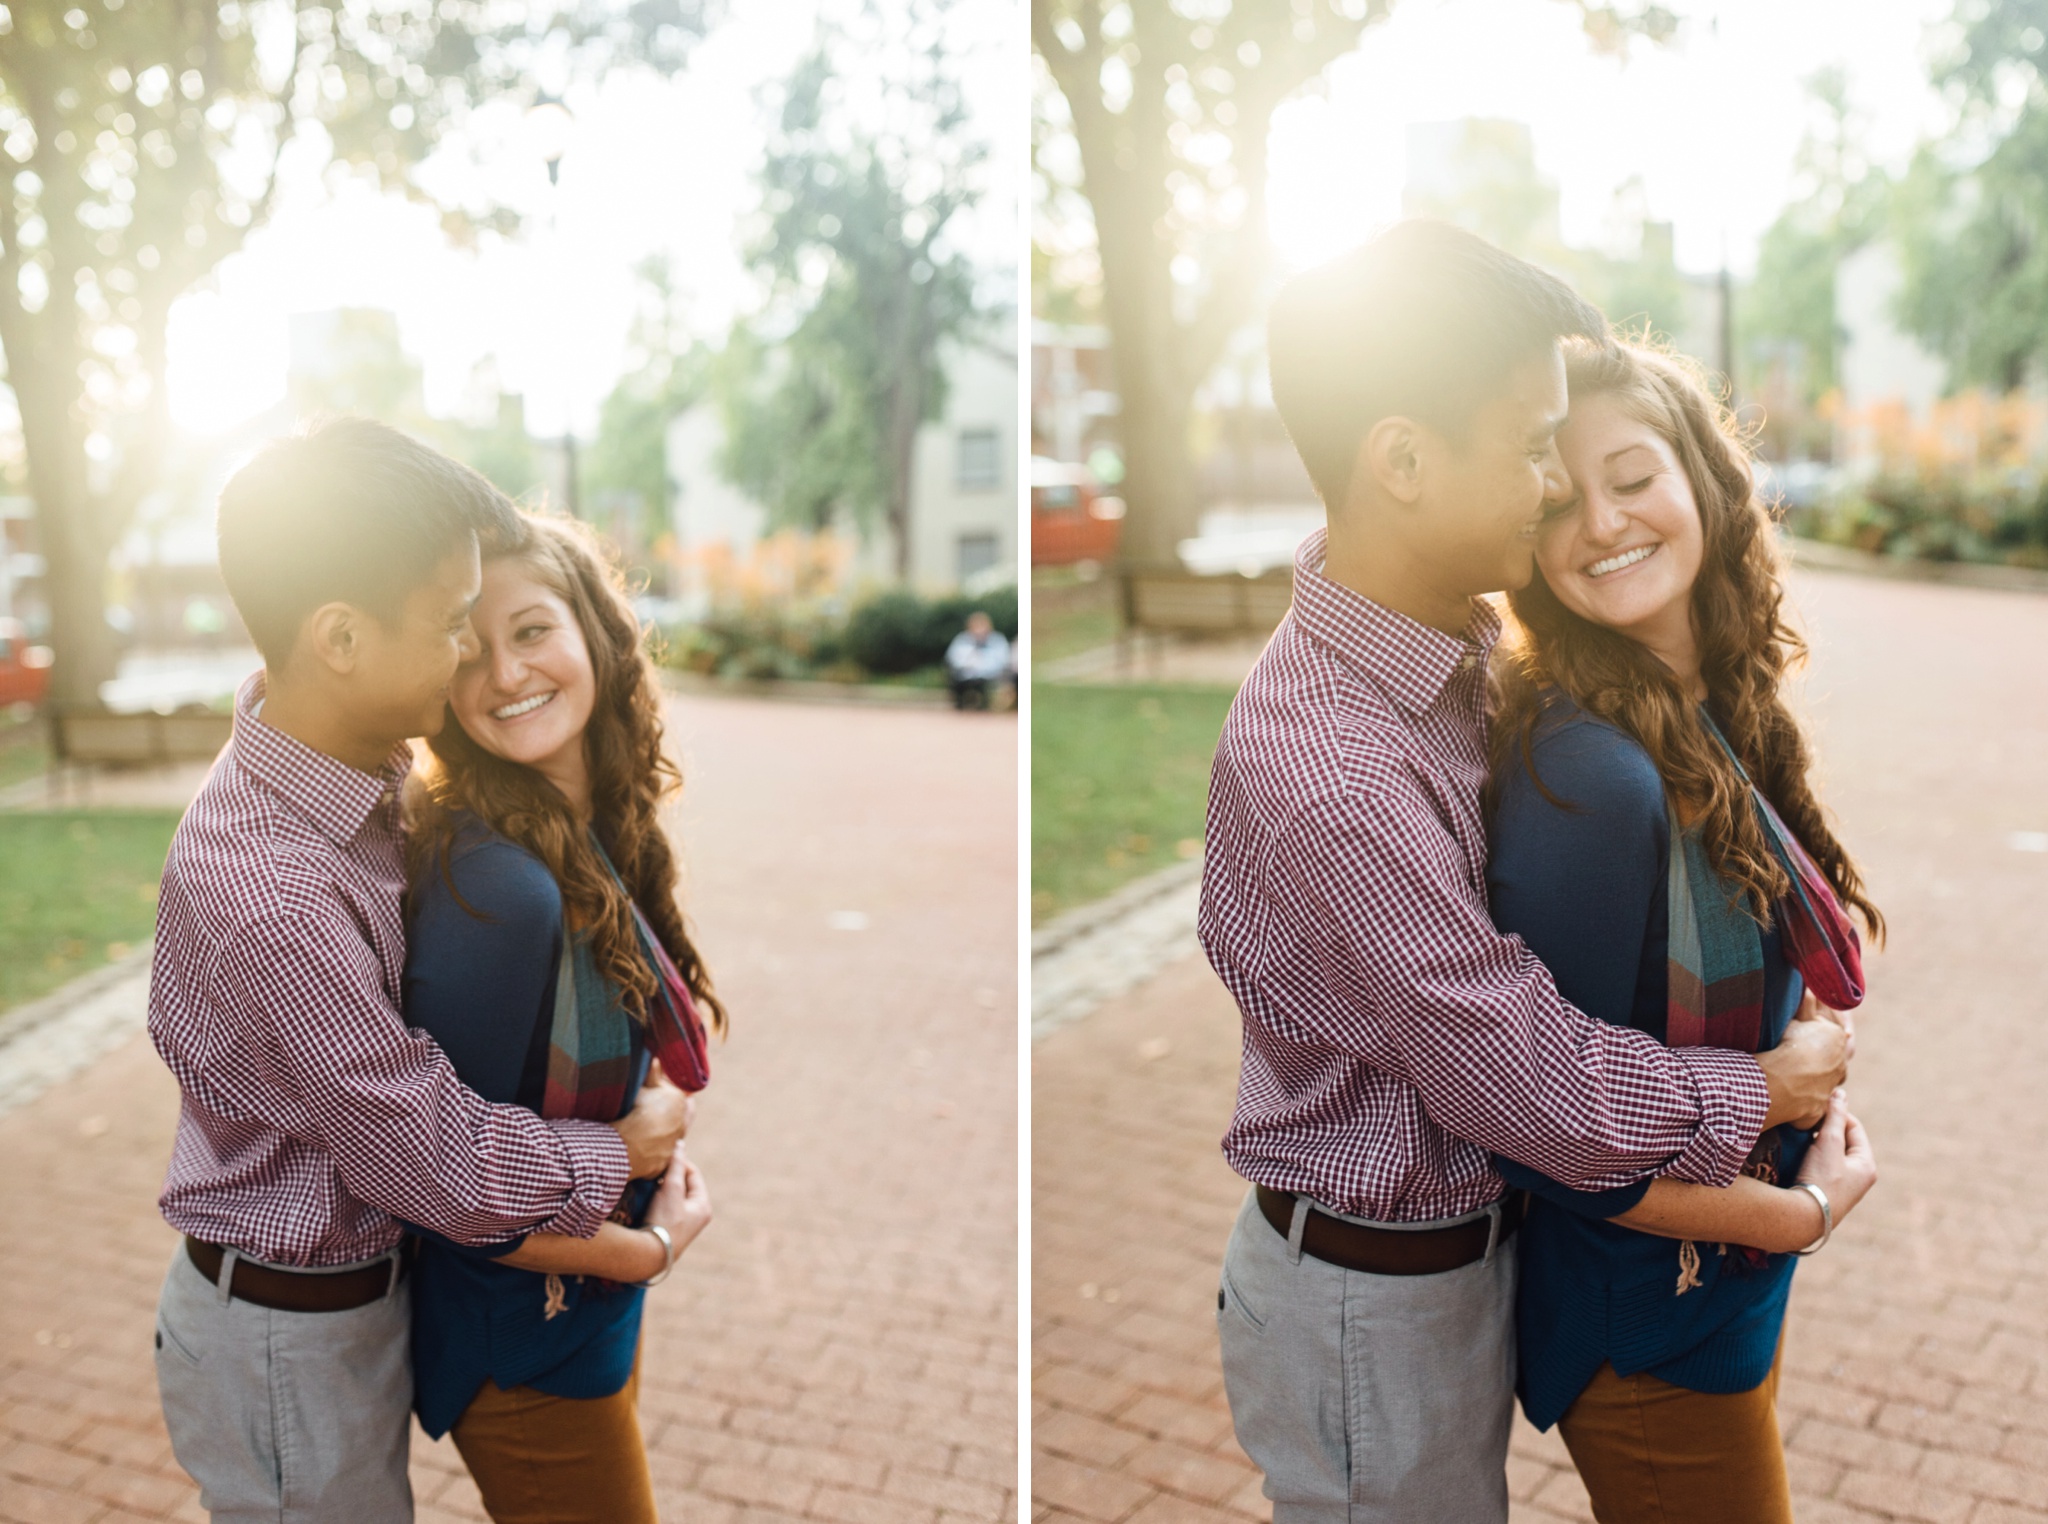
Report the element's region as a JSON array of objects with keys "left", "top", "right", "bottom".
[
  {"left": 610, "top": 1069, "right": 694, "bottom": 1178},
  {"left": 1758, "top": 994, "right": 1851, "bottom": 1130}
]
